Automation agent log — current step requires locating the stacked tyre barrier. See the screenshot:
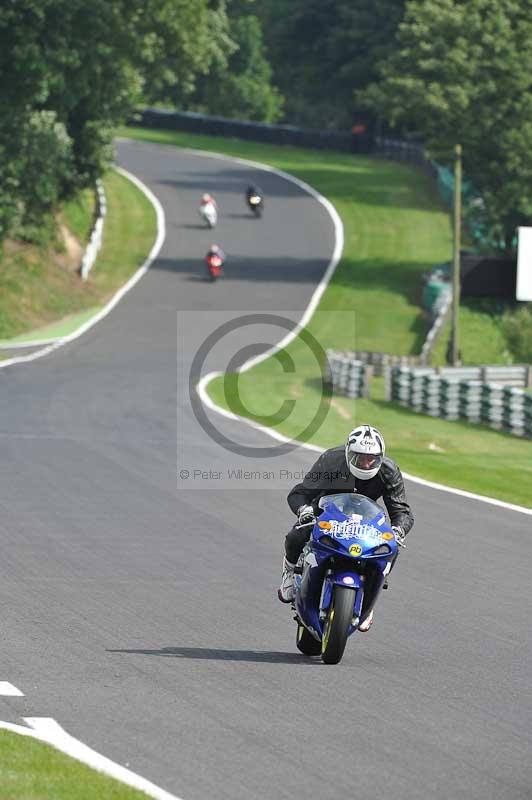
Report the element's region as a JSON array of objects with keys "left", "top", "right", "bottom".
[
  {"left": 325, "top": 351, "right": 371, "bottom": 398},
  {"left": 346, "top": 351, "right": 419, "bottom": 377},
  {"left": 388, "top": 366, "right": 532, "bottom": 438}
]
